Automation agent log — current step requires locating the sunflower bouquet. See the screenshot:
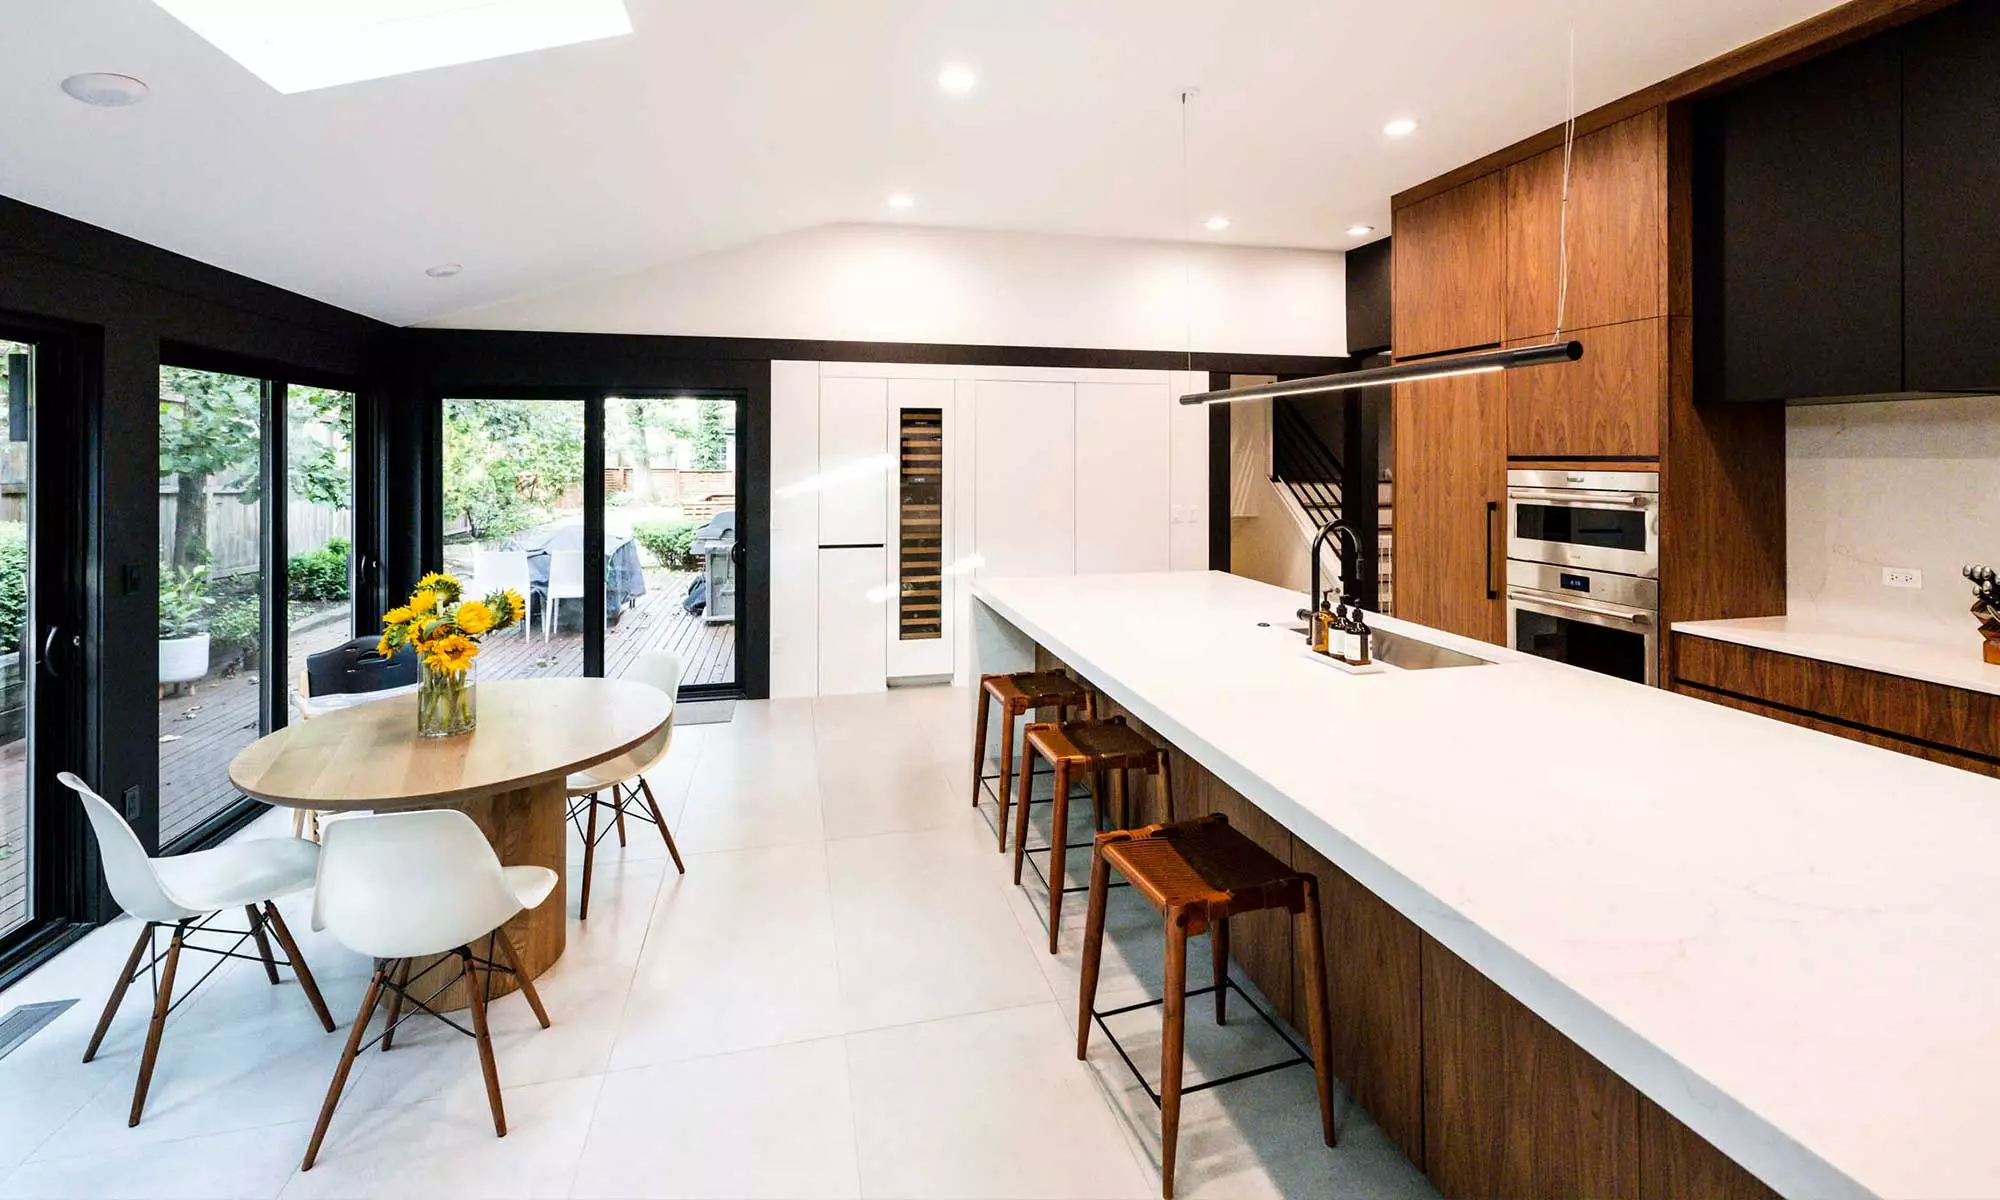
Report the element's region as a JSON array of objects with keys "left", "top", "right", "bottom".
[{"left": 379, "top": 572, "right": 526, "bottom": 737}]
